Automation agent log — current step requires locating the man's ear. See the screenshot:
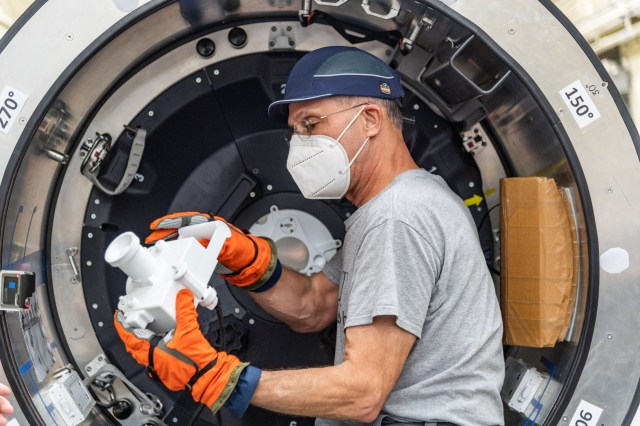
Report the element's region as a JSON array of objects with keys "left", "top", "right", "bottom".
[{"left": 362, "top": 104, "right": 383, "bottom": 137}]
